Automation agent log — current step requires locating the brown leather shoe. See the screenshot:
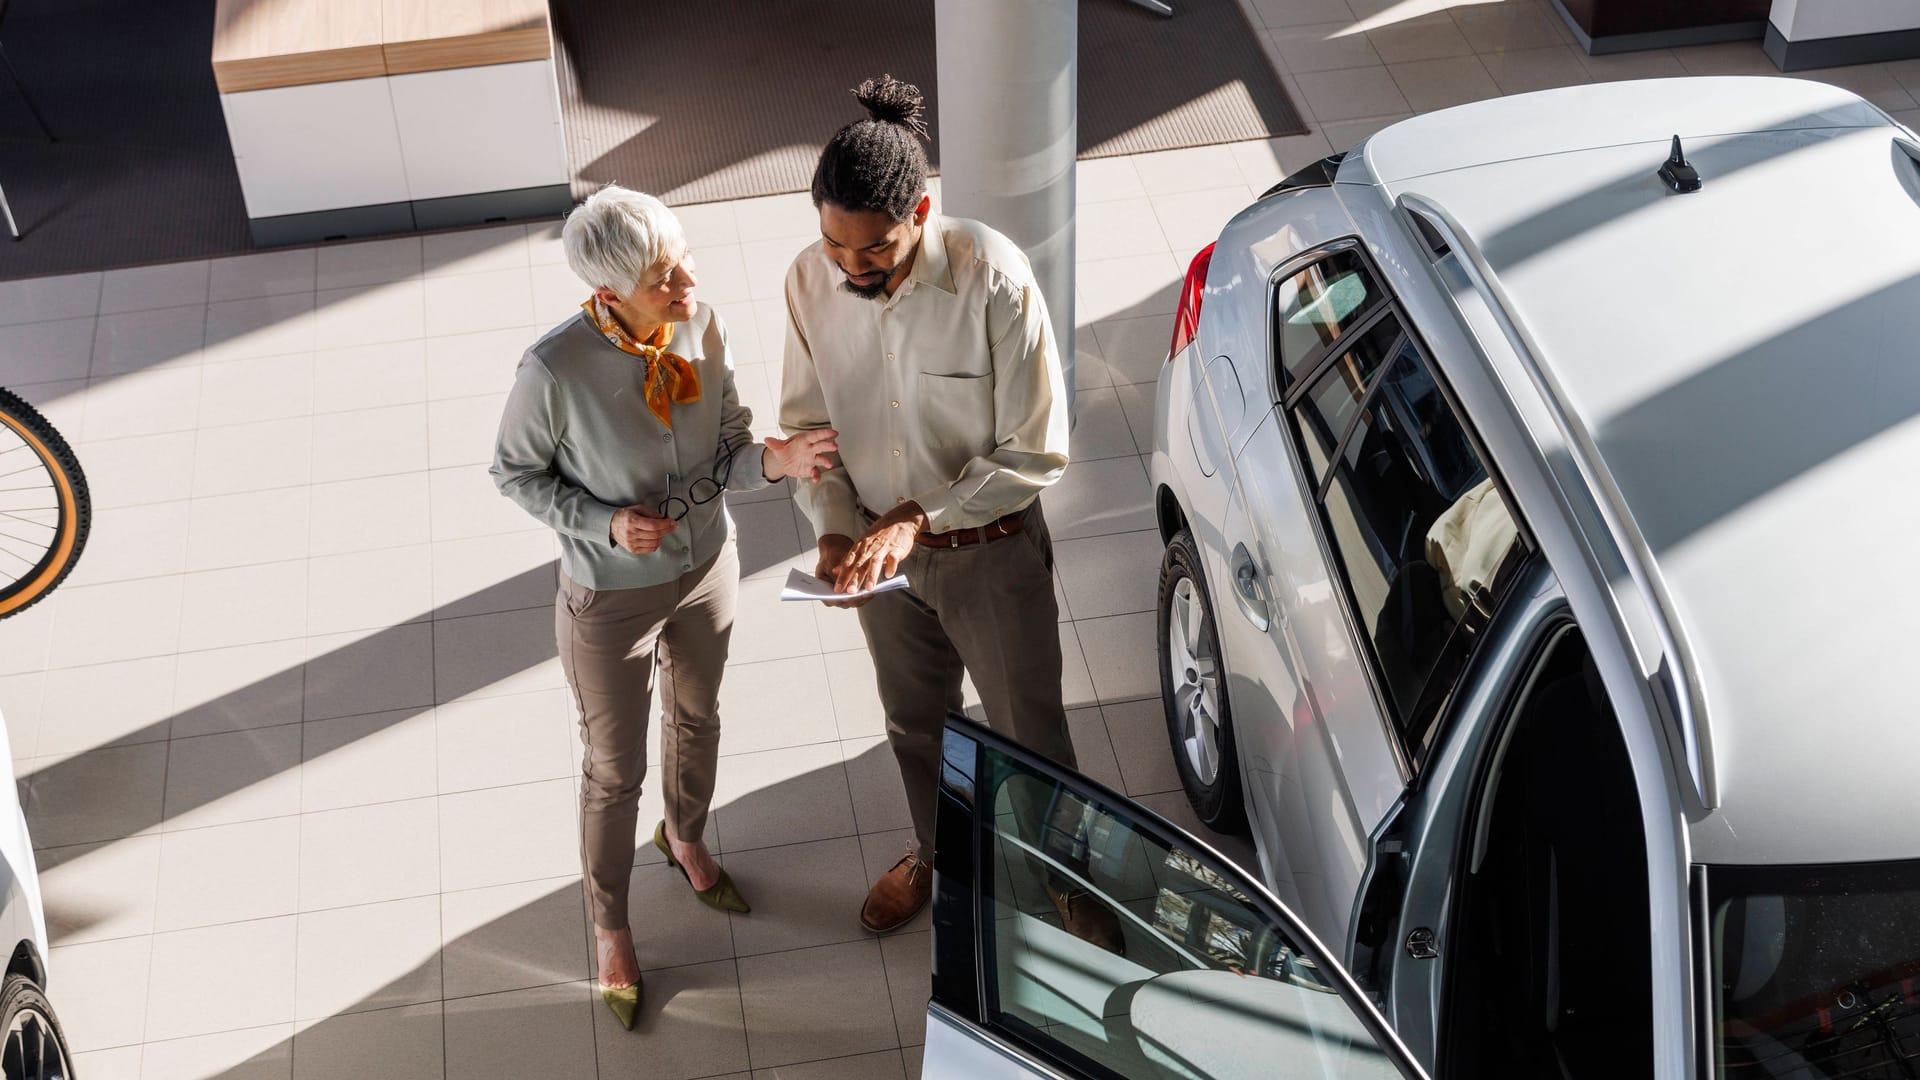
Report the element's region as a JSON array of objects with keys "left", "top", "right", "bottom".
[
  {"left": 860, "top": 852, "right": 931, "bottom": 933},
  {"left": 1049, "top": 886, "right": 1126, "bottom": 956}
]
